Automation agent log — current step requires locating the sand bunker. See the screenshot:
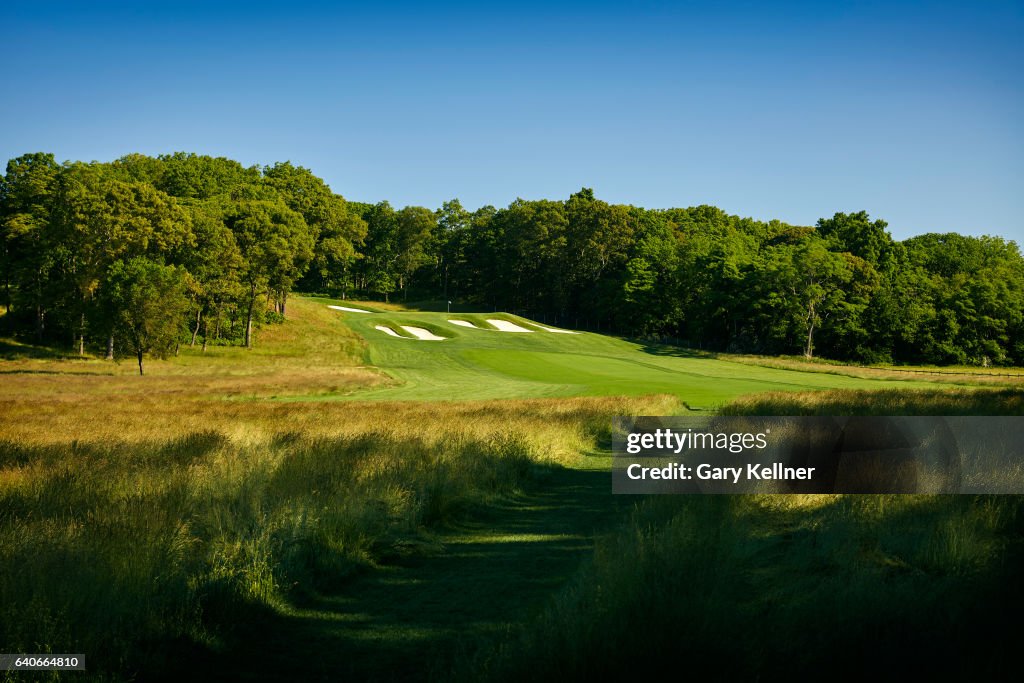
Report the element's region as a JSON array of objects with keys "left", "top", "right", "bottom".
[
  {"left": 375, "top": 324, "right": 446, "bottom": 340},
  {"left": 451, "top": 318, "right": 577, "bottom": 334},
  {"left": 487, "top": 319, "right": 533, "bottom": 333},
  {"left": 328, "top": 305, "right": 371, "bottom": 313},
  {"left": 400, "top": 326, "right": 446, "bottom": 341}
]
